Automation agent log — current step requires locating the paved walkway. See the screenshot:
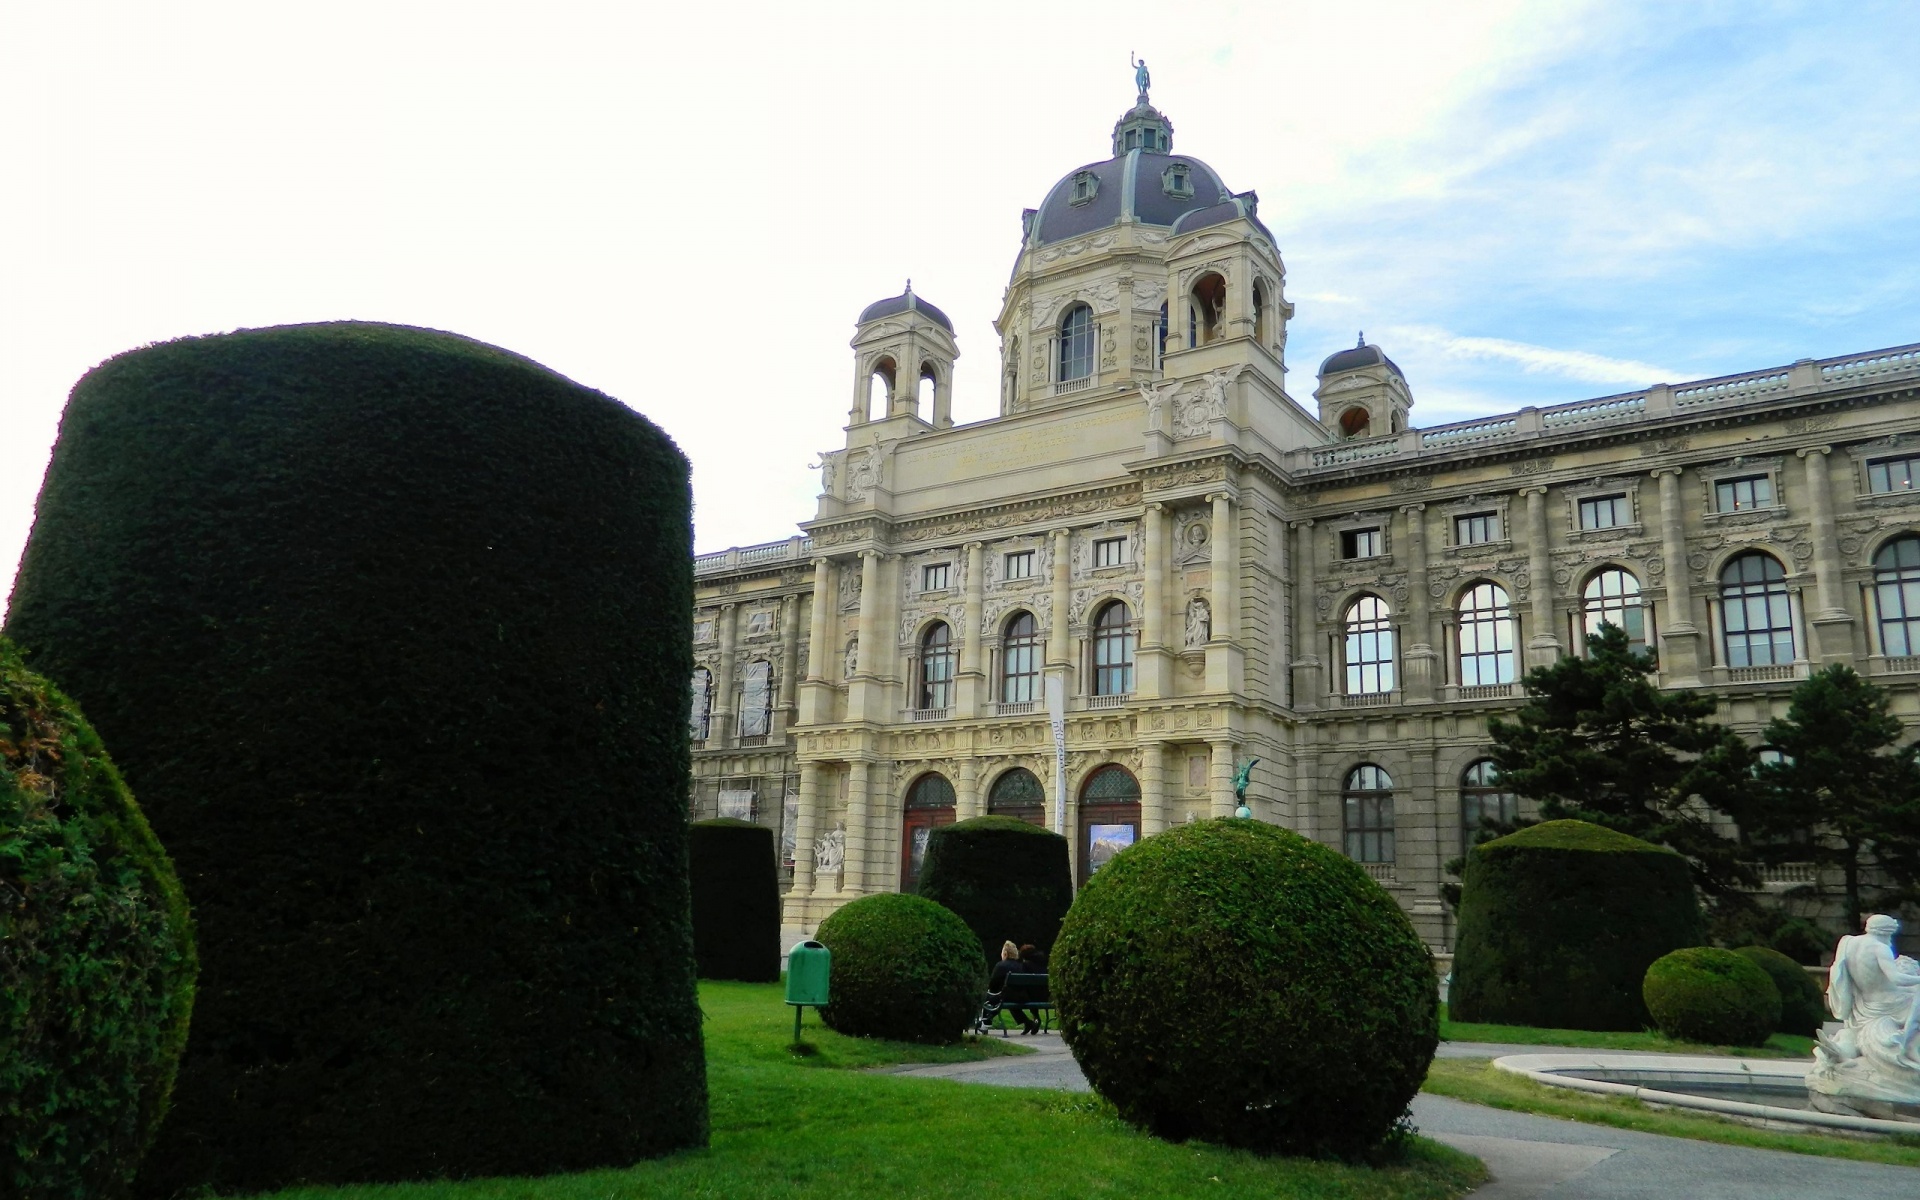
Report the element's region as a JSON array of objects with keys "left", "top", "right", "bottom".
[{"left": 883, "top": 1036, "right": 1920, "bottom": 1198}]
